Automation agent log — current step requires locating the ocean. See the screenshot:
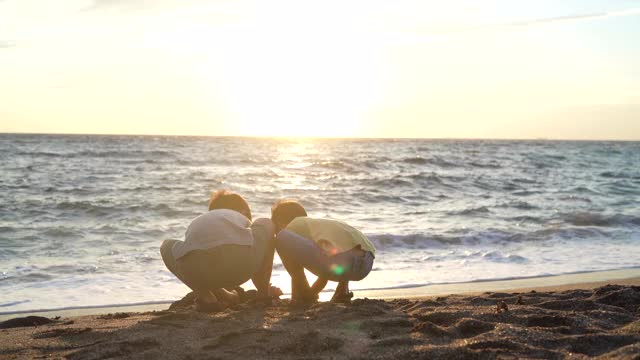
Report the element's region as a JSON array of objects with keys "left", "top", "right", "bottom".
[{"left": 1, "top": 134, "right": 639, "bottom": 314}]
